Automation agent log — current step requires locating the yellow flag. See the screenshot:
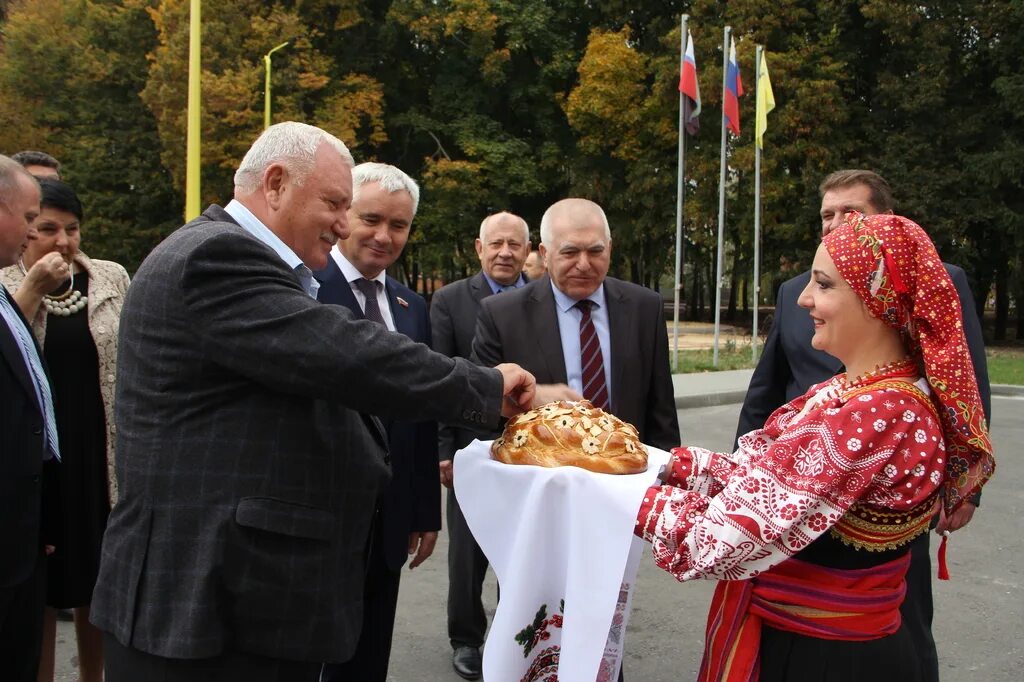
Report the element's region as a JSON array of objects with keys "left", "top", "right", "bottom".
[{"left": 755, "top": 51, "right": 775, "bottom": 149}]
